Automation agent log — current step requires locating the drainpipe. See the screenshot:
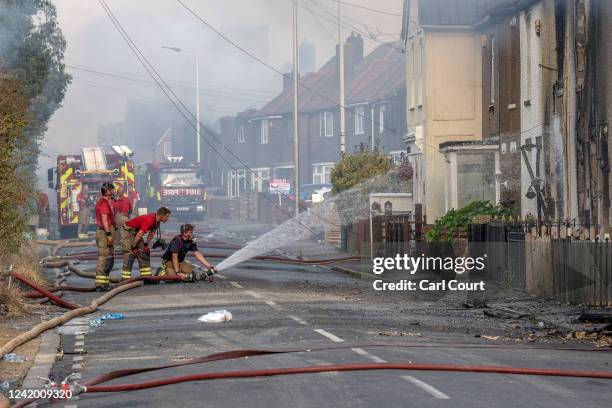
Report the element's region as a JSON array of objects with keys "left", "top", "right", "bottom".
[
  {"left": 565, "top": 0, "right": 579, "bottom": 222},
  {"left": 371, "top": 105, "right": 375, "bottom": 151}
]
